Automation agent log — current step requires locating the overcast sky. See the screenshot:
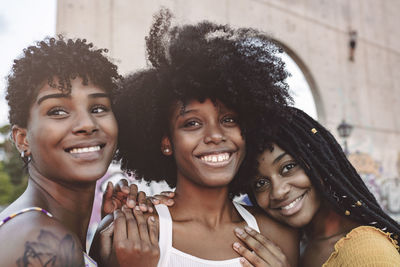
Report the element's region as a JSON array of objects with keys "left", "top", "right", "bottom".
[{"left": 0, "top": 0, "right": 316, "bottom": 128}]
